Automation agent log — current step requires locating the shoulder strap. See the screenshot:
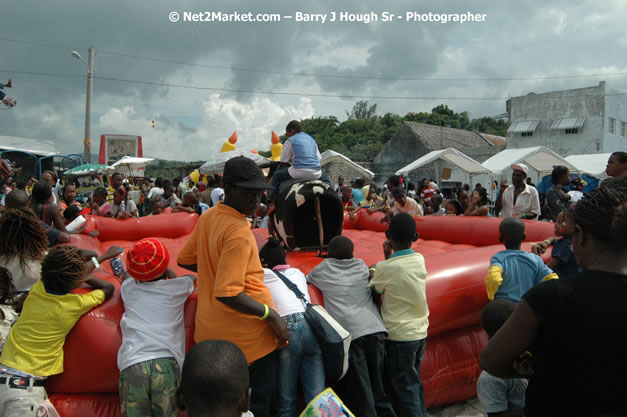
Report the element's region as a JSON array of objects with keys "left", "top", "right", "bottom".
[{"left": 273, "top": 270, "right": 310, "bottom": 305}]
